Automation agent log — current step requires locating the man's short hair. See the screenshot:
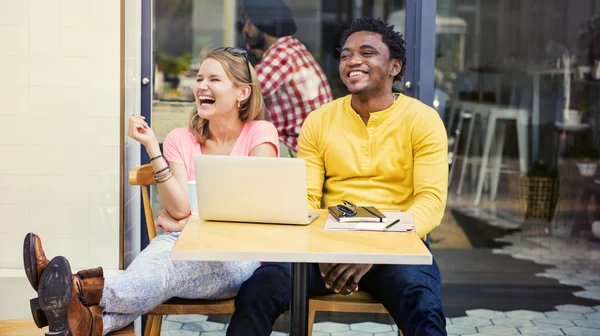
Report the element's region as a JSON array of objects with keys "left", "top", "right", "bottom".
[{"left": 339, "top": 17, "right": 407, "bottom": 81}]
